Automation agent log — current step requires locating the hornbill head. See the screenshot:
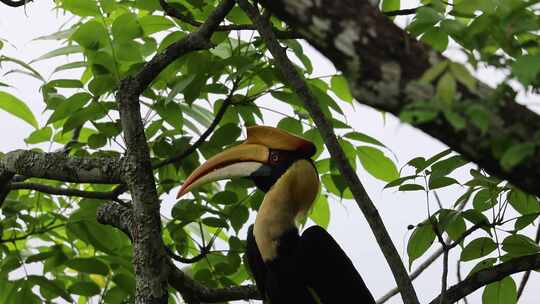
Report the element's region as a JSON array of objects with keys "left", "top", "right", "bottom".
[{"left": 177, "top": 125, "right": 319, "bottom": 219}]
